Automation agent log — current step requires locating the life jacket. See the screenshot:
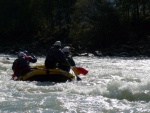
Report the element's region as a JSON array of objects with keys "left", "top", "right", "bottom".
[
  {"left": 24, "top": 55, "right": 30, "bottom": 64},
  {"left": 12, "top": 56, "right": 30, "bottom": 76},
  {"left": 45, "top": 47, "right": 65, "bottom": 68}
]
